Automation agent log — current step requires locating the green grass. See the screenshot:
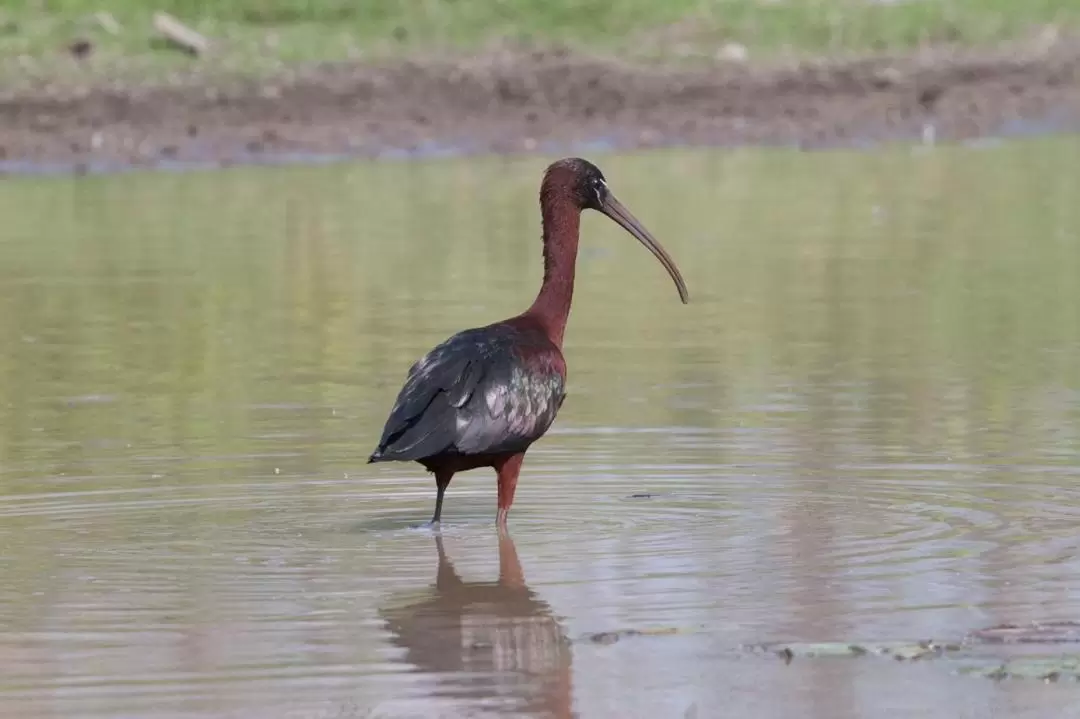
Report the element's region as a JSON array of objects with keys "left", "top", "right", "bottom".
[{"left": 2, "top": 0, "right": 1079, "bottom": 85}]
